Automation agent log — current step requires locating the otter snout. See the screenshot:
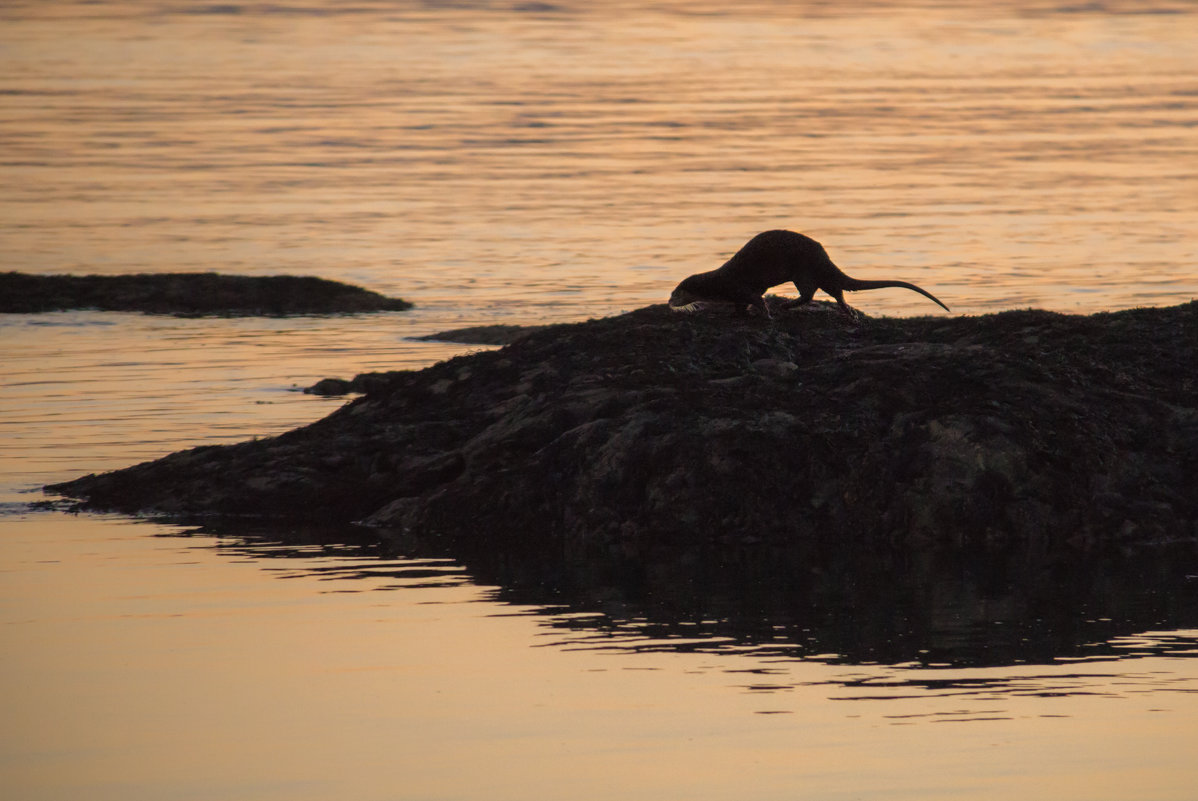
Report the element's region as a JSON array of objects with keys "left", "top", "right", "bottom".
[{"left": 668, "top": 276, "right": 705, "bottom": 311}]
